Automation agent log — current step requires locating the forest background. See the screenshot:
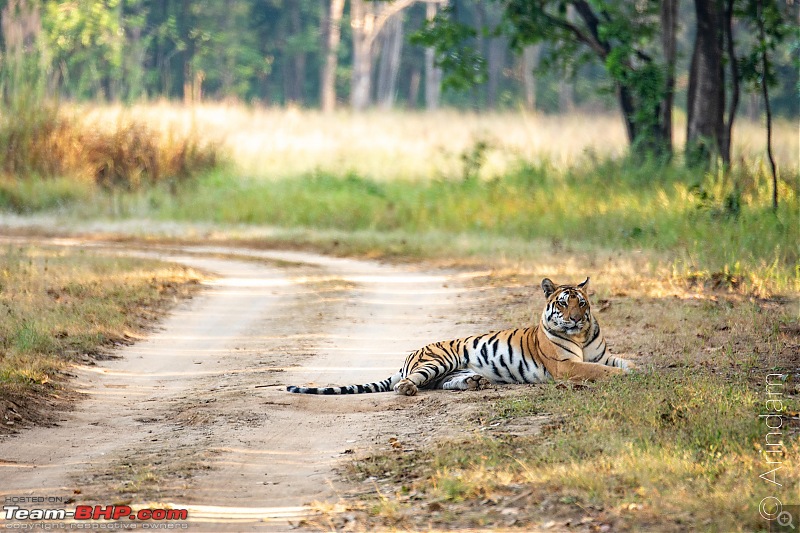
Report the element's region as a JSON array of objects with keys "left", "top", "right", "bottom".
[{"left": 6, "top": 0, "right": 795, "bottom": 117}]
